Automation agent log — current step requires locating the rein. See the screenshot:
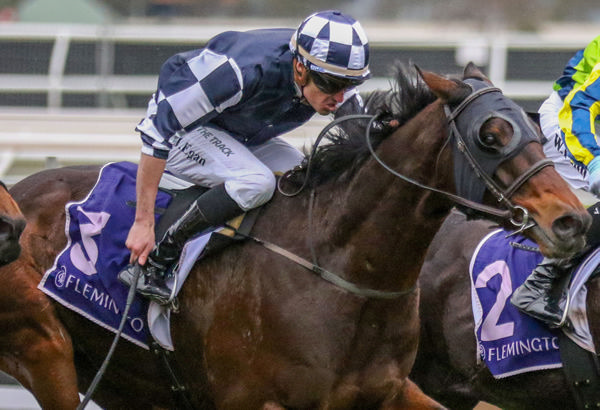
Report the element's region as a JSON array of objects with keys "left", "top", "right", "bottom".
[
  {"left": 363, "top": 86, "right": 552, "bottom": 233},
  {"left": 77, "top": 266, "right": 141, "bottom": 410},
  {"left": 281, "top": 88, "right": 549, "bottom": 232},
  {"left": 231, "top": 226, "right": 416, "bottom": 299},
  {"left": 266, "top": 85, "right": 550, "bottom": 299}
]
